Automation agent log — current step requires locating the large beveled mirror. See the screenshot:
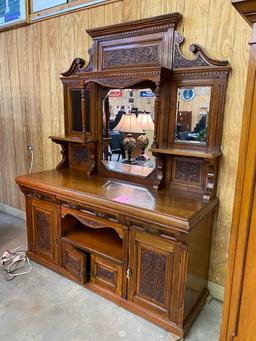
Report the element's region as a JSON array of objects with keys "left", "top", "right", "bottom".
[
  {"left": 175, "top": 86, "right": 211, "bottom": 144},
  {"left": 102, "top": 88, "right": 156, "bottom": 176}
]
